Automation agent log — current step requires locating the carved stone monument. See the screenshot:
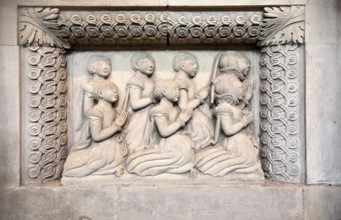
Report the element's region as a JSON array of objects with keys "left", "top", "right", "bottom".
[
  {"left": 19, "top": 7, "right": 305, "bottom": 185},
  {"left": 4, "top": 1, "right": 341, "bottom": 219}
]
